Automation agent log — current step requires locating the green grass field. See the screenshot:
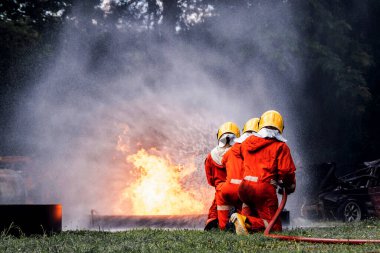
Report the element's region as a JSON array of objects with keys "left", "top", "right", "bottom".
[{"left": 1, "top": 220, "right": 380, "bottom": 252}]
